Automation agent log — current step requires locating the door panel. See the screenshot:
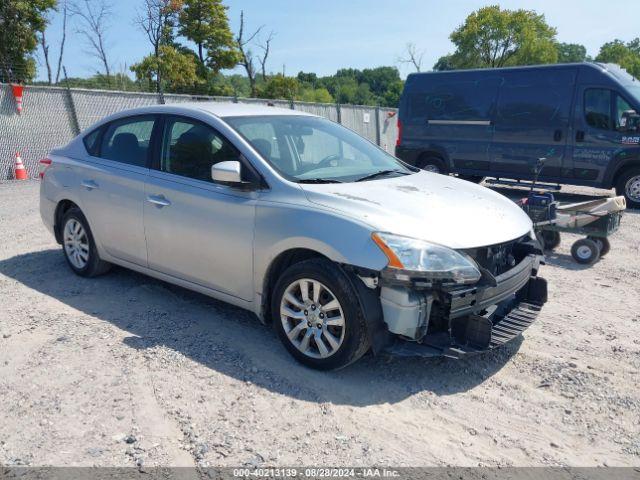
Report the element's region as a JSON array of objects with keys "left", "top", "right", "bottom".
[
  {"left": 572, "top": 88, "right": 633, "bottom": 184},
  {"left": 143, "top": 115, "right": 257, "bottom": 301},
  {"left": 78, "top": 115, "right": 155, "bottom": 266},
  {"left": 144, "top": 173, "right": 256, "bottom": 300},
  {"left": 79, "top": 160, "right": 149, "bottom": 265},
  {"left": 490, "top": 69, "right": 576, "bottom": 180}
]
